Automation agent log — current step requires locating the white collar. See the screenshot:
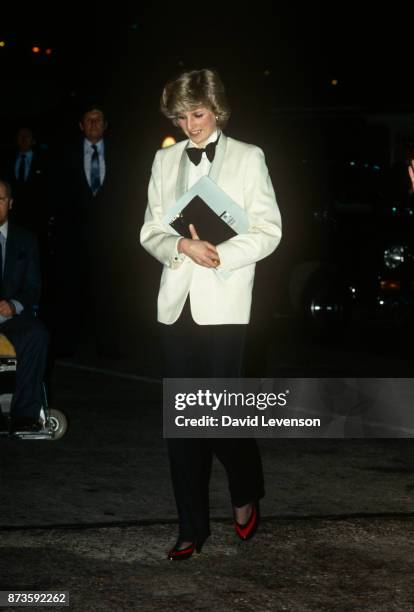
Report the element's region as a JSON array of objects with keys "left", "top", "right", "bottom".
[
  {"left": 188, "top": 129, "right": 219, "bottom": 149},
  {"left": 84, "top": 138, "right": 104, "bottom": 151},
  {"left": 0, "top": 221, "right": 8, "bottom": 239}
]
